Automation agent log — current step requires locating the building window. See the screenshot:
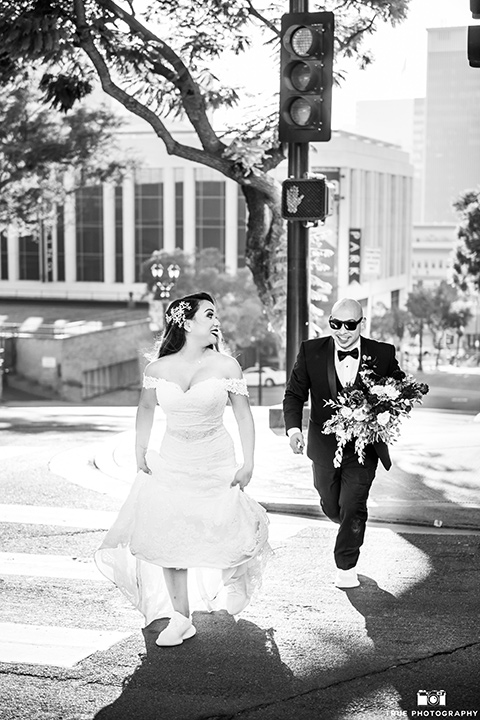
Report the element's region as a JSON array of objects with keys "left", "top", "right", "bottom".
[
  {"left": 115, "top": 185, "right": 123, "bottom": 283},
  {"left": 76, "top": 186, "right": 104, "bottom": 281},
  {"left": 0, "top": 231, "right": 7, "bottom": 280},
  {"left": 135, "top": 169, "right": 163, "bottom": 281},
  {"left": 19, "top": 234, "right": 40, "bottom": 280},
  {"left": 195, "top": 181, "right": 225, "bottom": 254},
  {"left": 175, "top": 181, "right": 184, "bottom": 249}
]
